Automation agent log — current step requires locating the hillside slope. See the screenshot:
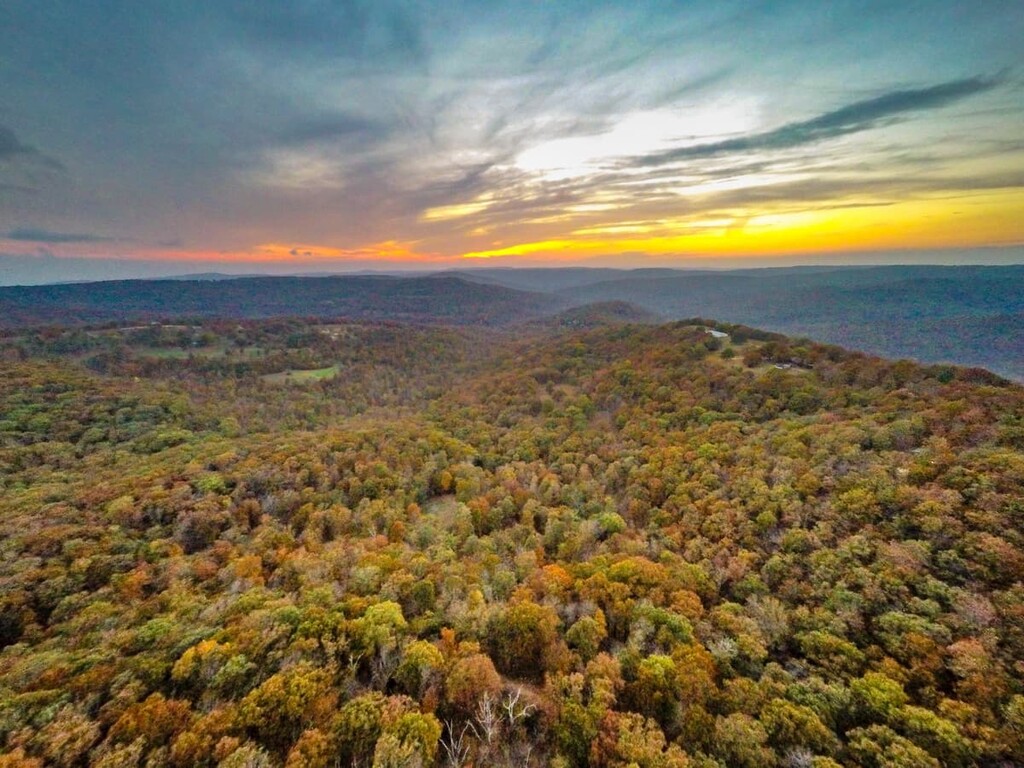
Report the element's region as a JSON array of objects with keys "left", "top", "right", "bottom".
[
  {"left": 2, "top": 317, "right": 1024, "bottom": 766},
  {"left": 553, "top": 266, "right": 1024, "bottom": 380}
]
